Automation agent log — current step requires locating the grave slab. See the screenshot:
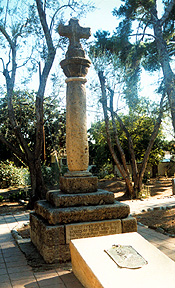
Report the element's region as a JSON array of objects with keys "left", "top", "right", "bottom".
[{"left": 70, "top": 232, "right": 175, "bottom": 288}]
